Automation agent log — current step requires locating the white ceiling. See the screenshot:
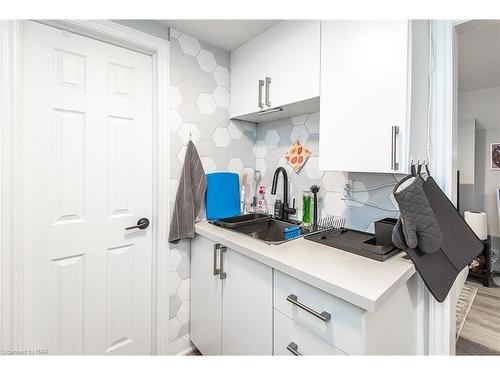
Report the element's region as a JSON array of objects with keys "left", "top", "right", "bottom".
[
  {"left": 157, "top": 20, "right": 281, "bottom": 51},
  {"left": 457, "top": 20, "right": 500, "bottom": 93}
]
